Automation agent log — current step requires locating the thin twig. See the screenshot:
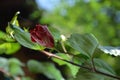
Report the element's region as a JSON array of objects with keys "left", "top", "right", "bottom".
[
  {"left": 40, "top": 50, "right": 120, "bottom": 80},
  {"left": 41, "top": 50, "right": 63, "bottom": 60},
  {"left": 41, "top": 50, "right": 91, "bottom": 71},
  {"left": 95, "top": 70, "right": 120, "bottom": 80}
]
